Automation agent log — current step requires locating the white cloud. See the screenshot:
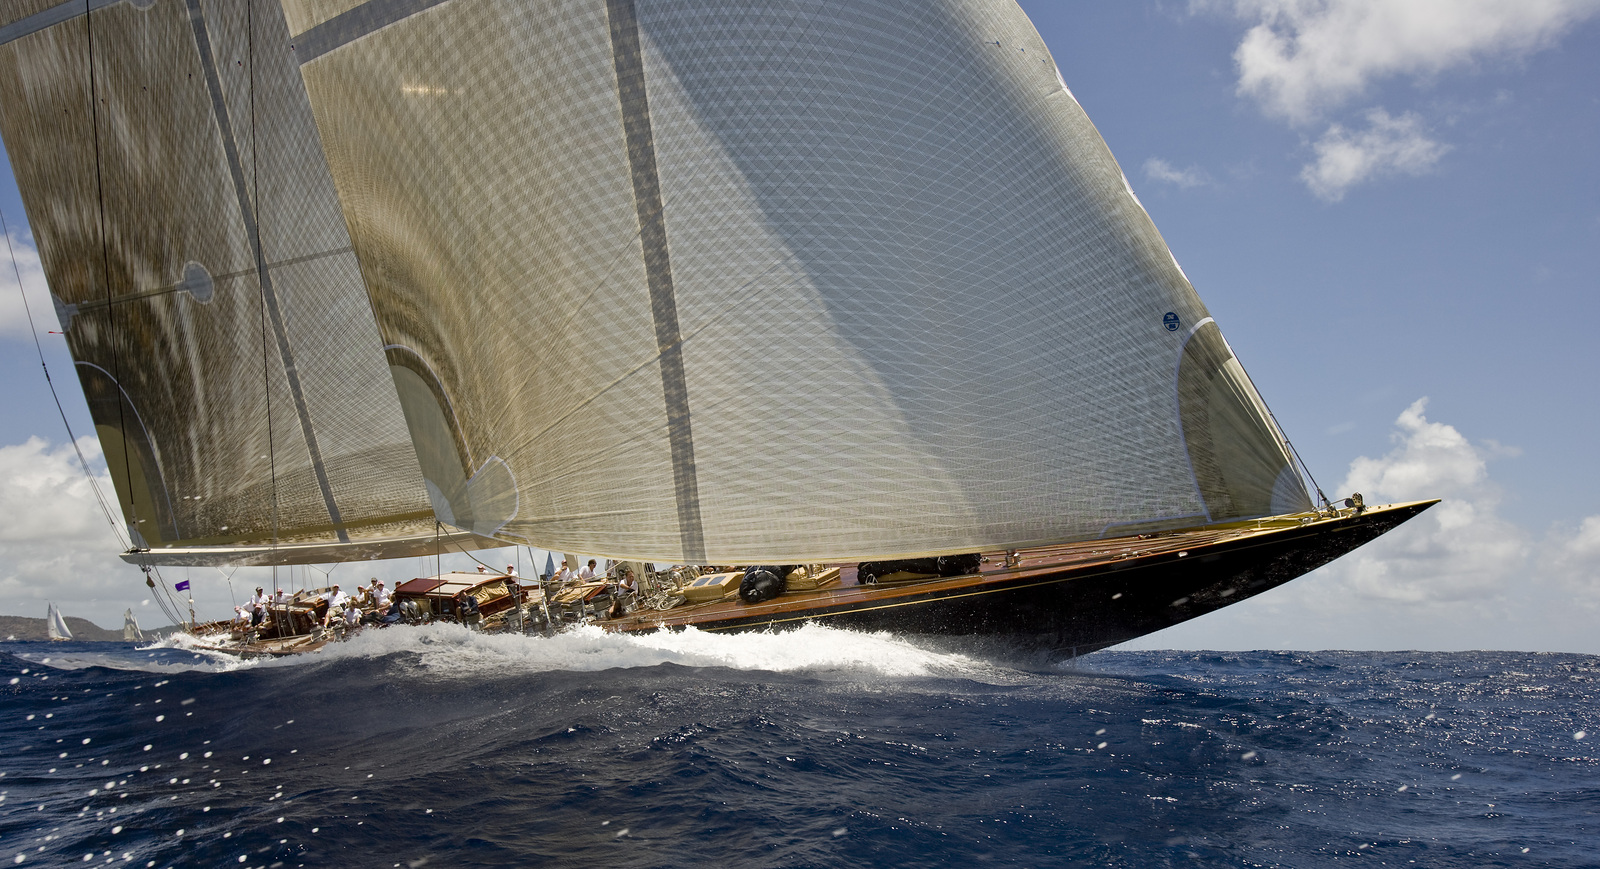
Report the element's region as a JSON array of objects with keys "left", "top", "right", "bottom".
[
  {"left": 0, "top": 230, "right": 53, "bottom": 339},
  {"left": 0, "top": 436, "right": 146, "bottom": 629},
  {"left": 1123, "top": 398, "right": 1600, "bottom": 651},
  {"left": 1195, "top": 0, "right": 1600, "bottom": 199},
  {"left": 1143, "top": 157, "right": 1212, "bottom": 189},
  {"left": 1299, "top": 109, "right": 1450, "bottom": 200},
  {"left": 1538, "top": 514, "right": 1600, "bottom": 595},
  {"left": 1328, "top": 397, "right": 1526, "bottom": 603},
  {"left": 1216, "top": 0, "right": 1600, "bottom": 123},
  {"left": 0, "top": 435, "right": 553, "bottom": 631}
]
